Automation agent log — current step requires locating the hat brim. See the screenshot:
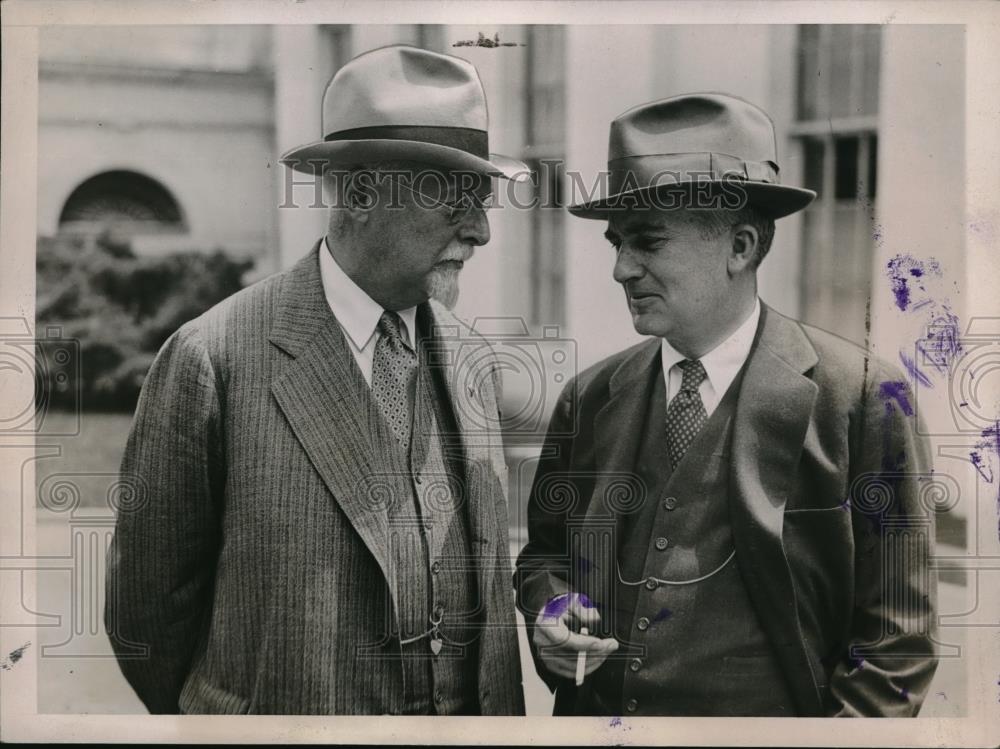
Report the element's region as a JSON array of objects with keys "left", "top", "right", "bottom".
[
  {"left": 280, "top": 139, "right": 530, "bottom": 182},
  {"left": 567, "top": 181, "right": 817, "bottom": 220}
]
